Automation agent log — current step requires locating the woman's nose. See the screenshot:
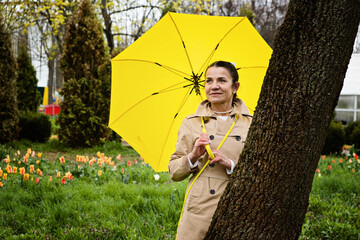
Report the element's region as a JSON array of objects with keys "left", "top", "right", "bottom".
[{"left": 211, "top": 82, "right": 219, "bottom": 89}]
